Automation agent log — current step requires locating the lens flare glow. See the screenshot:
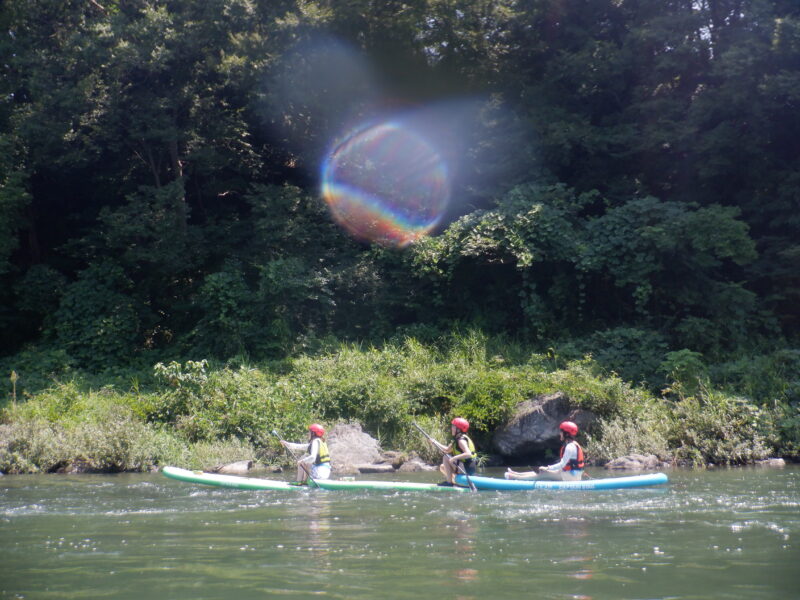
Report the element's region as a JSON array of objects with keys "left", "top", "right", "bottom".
[{"left": 321, "top": 121, "right": 450, "bottom": 247}]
